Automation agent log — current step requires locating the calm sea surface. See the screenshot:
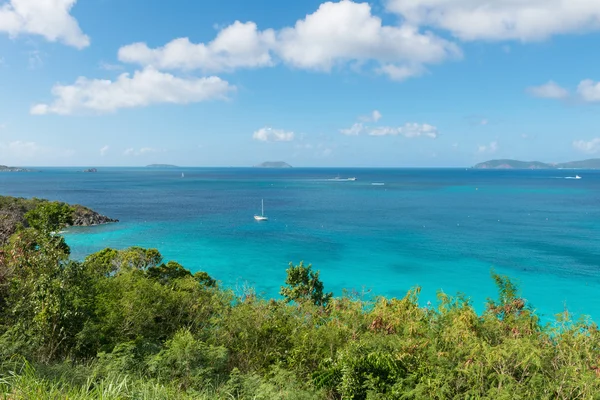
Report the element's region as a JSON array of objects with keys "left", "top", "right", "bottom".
[{"left": 1, "top": 167, "right": 599, "bottom": 321}]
